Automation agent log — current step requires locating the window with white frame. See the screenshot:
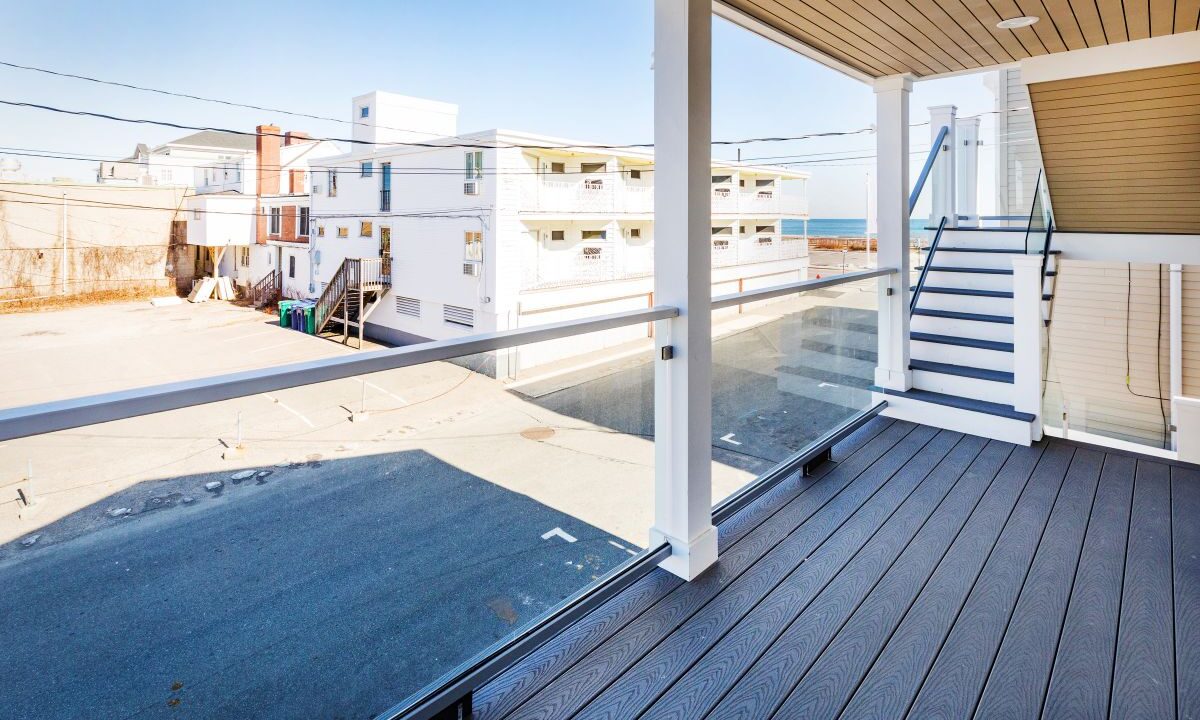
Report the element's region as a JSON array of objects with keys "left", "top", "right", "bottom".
[
  {"left": 299, "top": 208, "right": 310, "bottom": 237},
  {"left": 550, "top": 230, "right": 565, "bottom": 242},
  {"left": 328, "top": 169, "right": 338, "bottom": 197},
  {"left": 359, "top": 105, "right": 370, "bottom": 119},
  {"left": 360, "top": 221, "right": 373, "bottom": 237},
  {"left": 269, "top": 207, "right": 281, "bottom": 235},
  {"left": 629, "top": 228, "right": 641, "bottom": 239},
  {"left": 239, "top": 247, "right": 250, "bottom": 267},
  {"left": 288, "top": 255, "right": 296, "bottom": 278},
  {"left": 464, "top": 231, "right": 483, "bottom": 262},
  {"left": 550, "top": 162, "right": 565, "bottom": 174},
  {"left": 361, "top": 161, "right": 373, "bottom": 177},
  {"left": 465, "top": 150, "right": 483, "bottom": 180},
  {"left": 580, "top": 162, "right": 606, "bottom": 174},
  {"left": 581, "top": 230, "right": 606, "bottom": 240},
  {"left": 337, "top": 227, "right": 348, "bottom": 238}
]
